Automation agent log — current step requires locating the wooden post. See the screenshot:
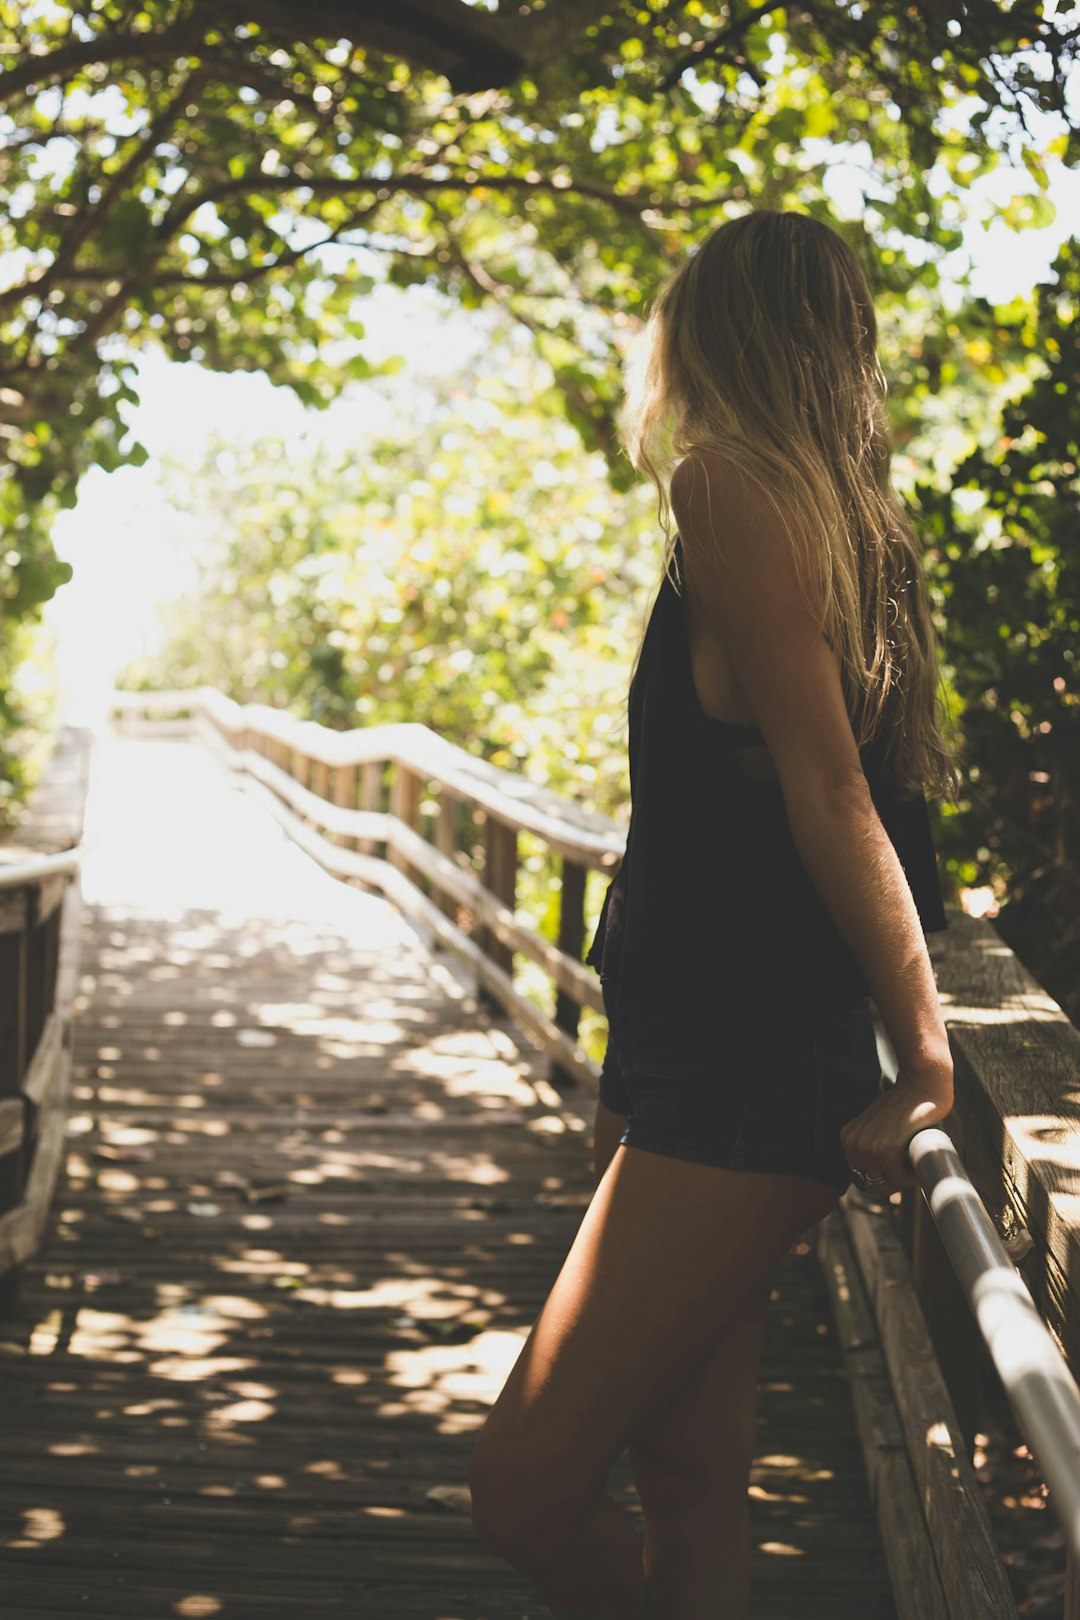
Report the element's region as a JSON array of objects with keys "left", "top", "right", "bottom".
[
  {"left": 0, "top": 904, "right": 28, "bottom": 1221},
  {"left": 24, "top": 888, "right": 48, "bottom": 1061},
  {"left": 333, "top": 764, "right": 357, "bottom": 851},
  {"left": 477, "top": 814, "right": 518, "bottom": 1013},
  {"left": 293, "top": 749, "right": 310, "bottom": 792},
  {"left": 1065, "top": 1540, "right": 1080, "bottom": 1620},
  {"left": 310, "top": 757, "right": 330, "bottom": 804},
  {"left": 388, "top": 762, "right": 421, "bottom": 888},
  {"left": 434, "top": 790, "right": 459, "bottom": 923},
  {"left": 360, "top": 761, "right": 384, "bottom": 857},
  {"left": 549, "top": 856, "right": 587, "bottom": 1093}
]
